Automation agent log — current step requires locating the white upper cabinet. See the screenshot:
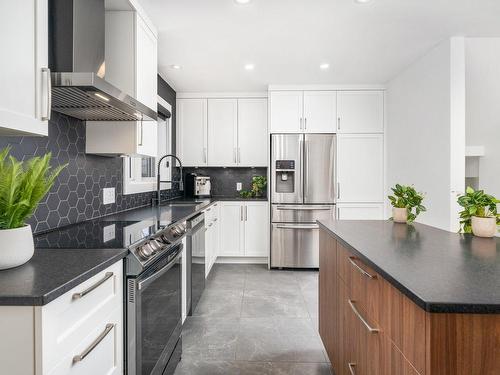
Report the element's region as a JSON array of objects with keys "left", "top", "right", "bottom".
[
  {"left": 303, "top": 91, "right": 337, "bottom": 133},
  {"left": 86, "top": 11, "right": 158, "bottom": 157},
  {"left": 337, "top": 91, "right": 384, "bottom": 133},
  {"left": 269, "top": 90, "right": 337, "bottom": 133},
  {"left": 337, "top": 134, "right": 384, "bottom": 203},
  {"left": 0, "top": 0, "right": 49, "bottom": 136},
  {"left": 208, "top": 99, "right": 238, "bottom": 166},
  {"left": 269, "top": 91, "right": 303, "bottom": 133},
  {"left": 238, "top": 98, "right": 268, "bottom": 166},
  {"left": 135, "top": 14, "right": 158, "bottom": 157},
  {"left": 177, "top": 96, "right": 267, "bottom": 167},
  {"left": 177, "top": 99, "right": 208, "bottom": 166}
]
